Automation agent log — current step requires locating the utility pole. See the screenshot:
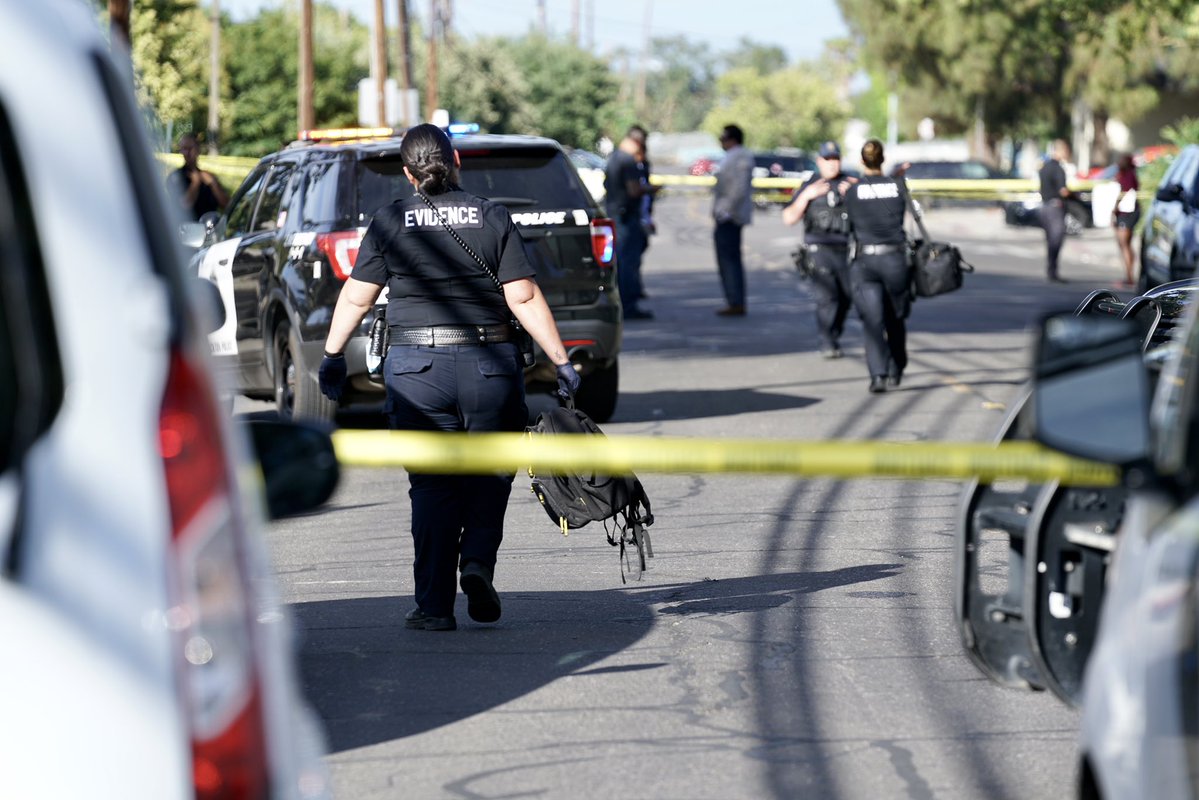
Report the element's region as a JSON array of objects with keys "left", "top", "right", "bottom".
[
  {"left": 634, "top": 0, "right": 652, "bottom": 116},
  {"left": 571, "top": 0, "right": 579, "bottom": 45},
  {"left": 298, "top": 0, "right": 315, "bottom": 132},
  {"left": 397, "top": 0, "right": 413, "bottom": 126},
  {"left": 585, "top": 0, "right": 594, "bottom": 51},
  {"left": 373, "top": 0, "right": 388, "bottom": 126},
  {"left": 537, "top": 0, "right": 547, "bottom": 35},
  {"left": 207, "top": 0, "right": 220, "bottom": 155},
  {"left": 108, "top": 0, "right": 130, "bottom": 49},
  {"left": 425, "top": 0, "right": 439, "bottom": 121}
]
